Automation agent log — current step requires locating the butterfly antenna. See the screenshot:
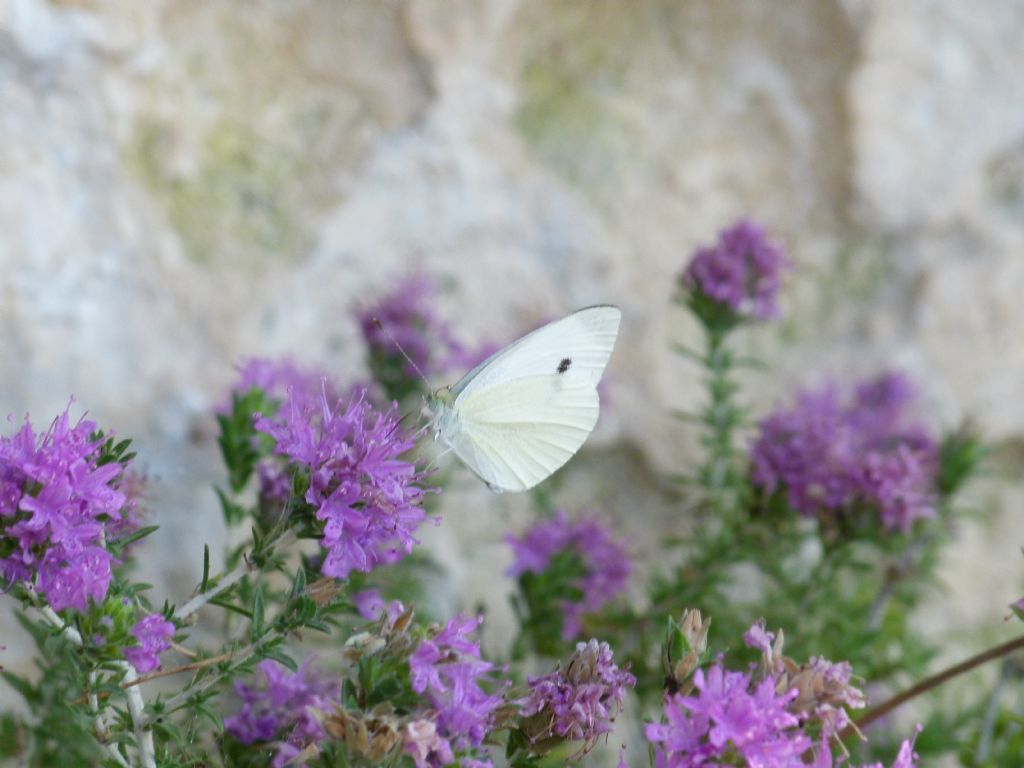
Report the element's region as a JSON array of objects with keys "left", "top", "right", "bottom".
[{"left": 372, "top": 317, "right": 433, "bottom": 390}]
